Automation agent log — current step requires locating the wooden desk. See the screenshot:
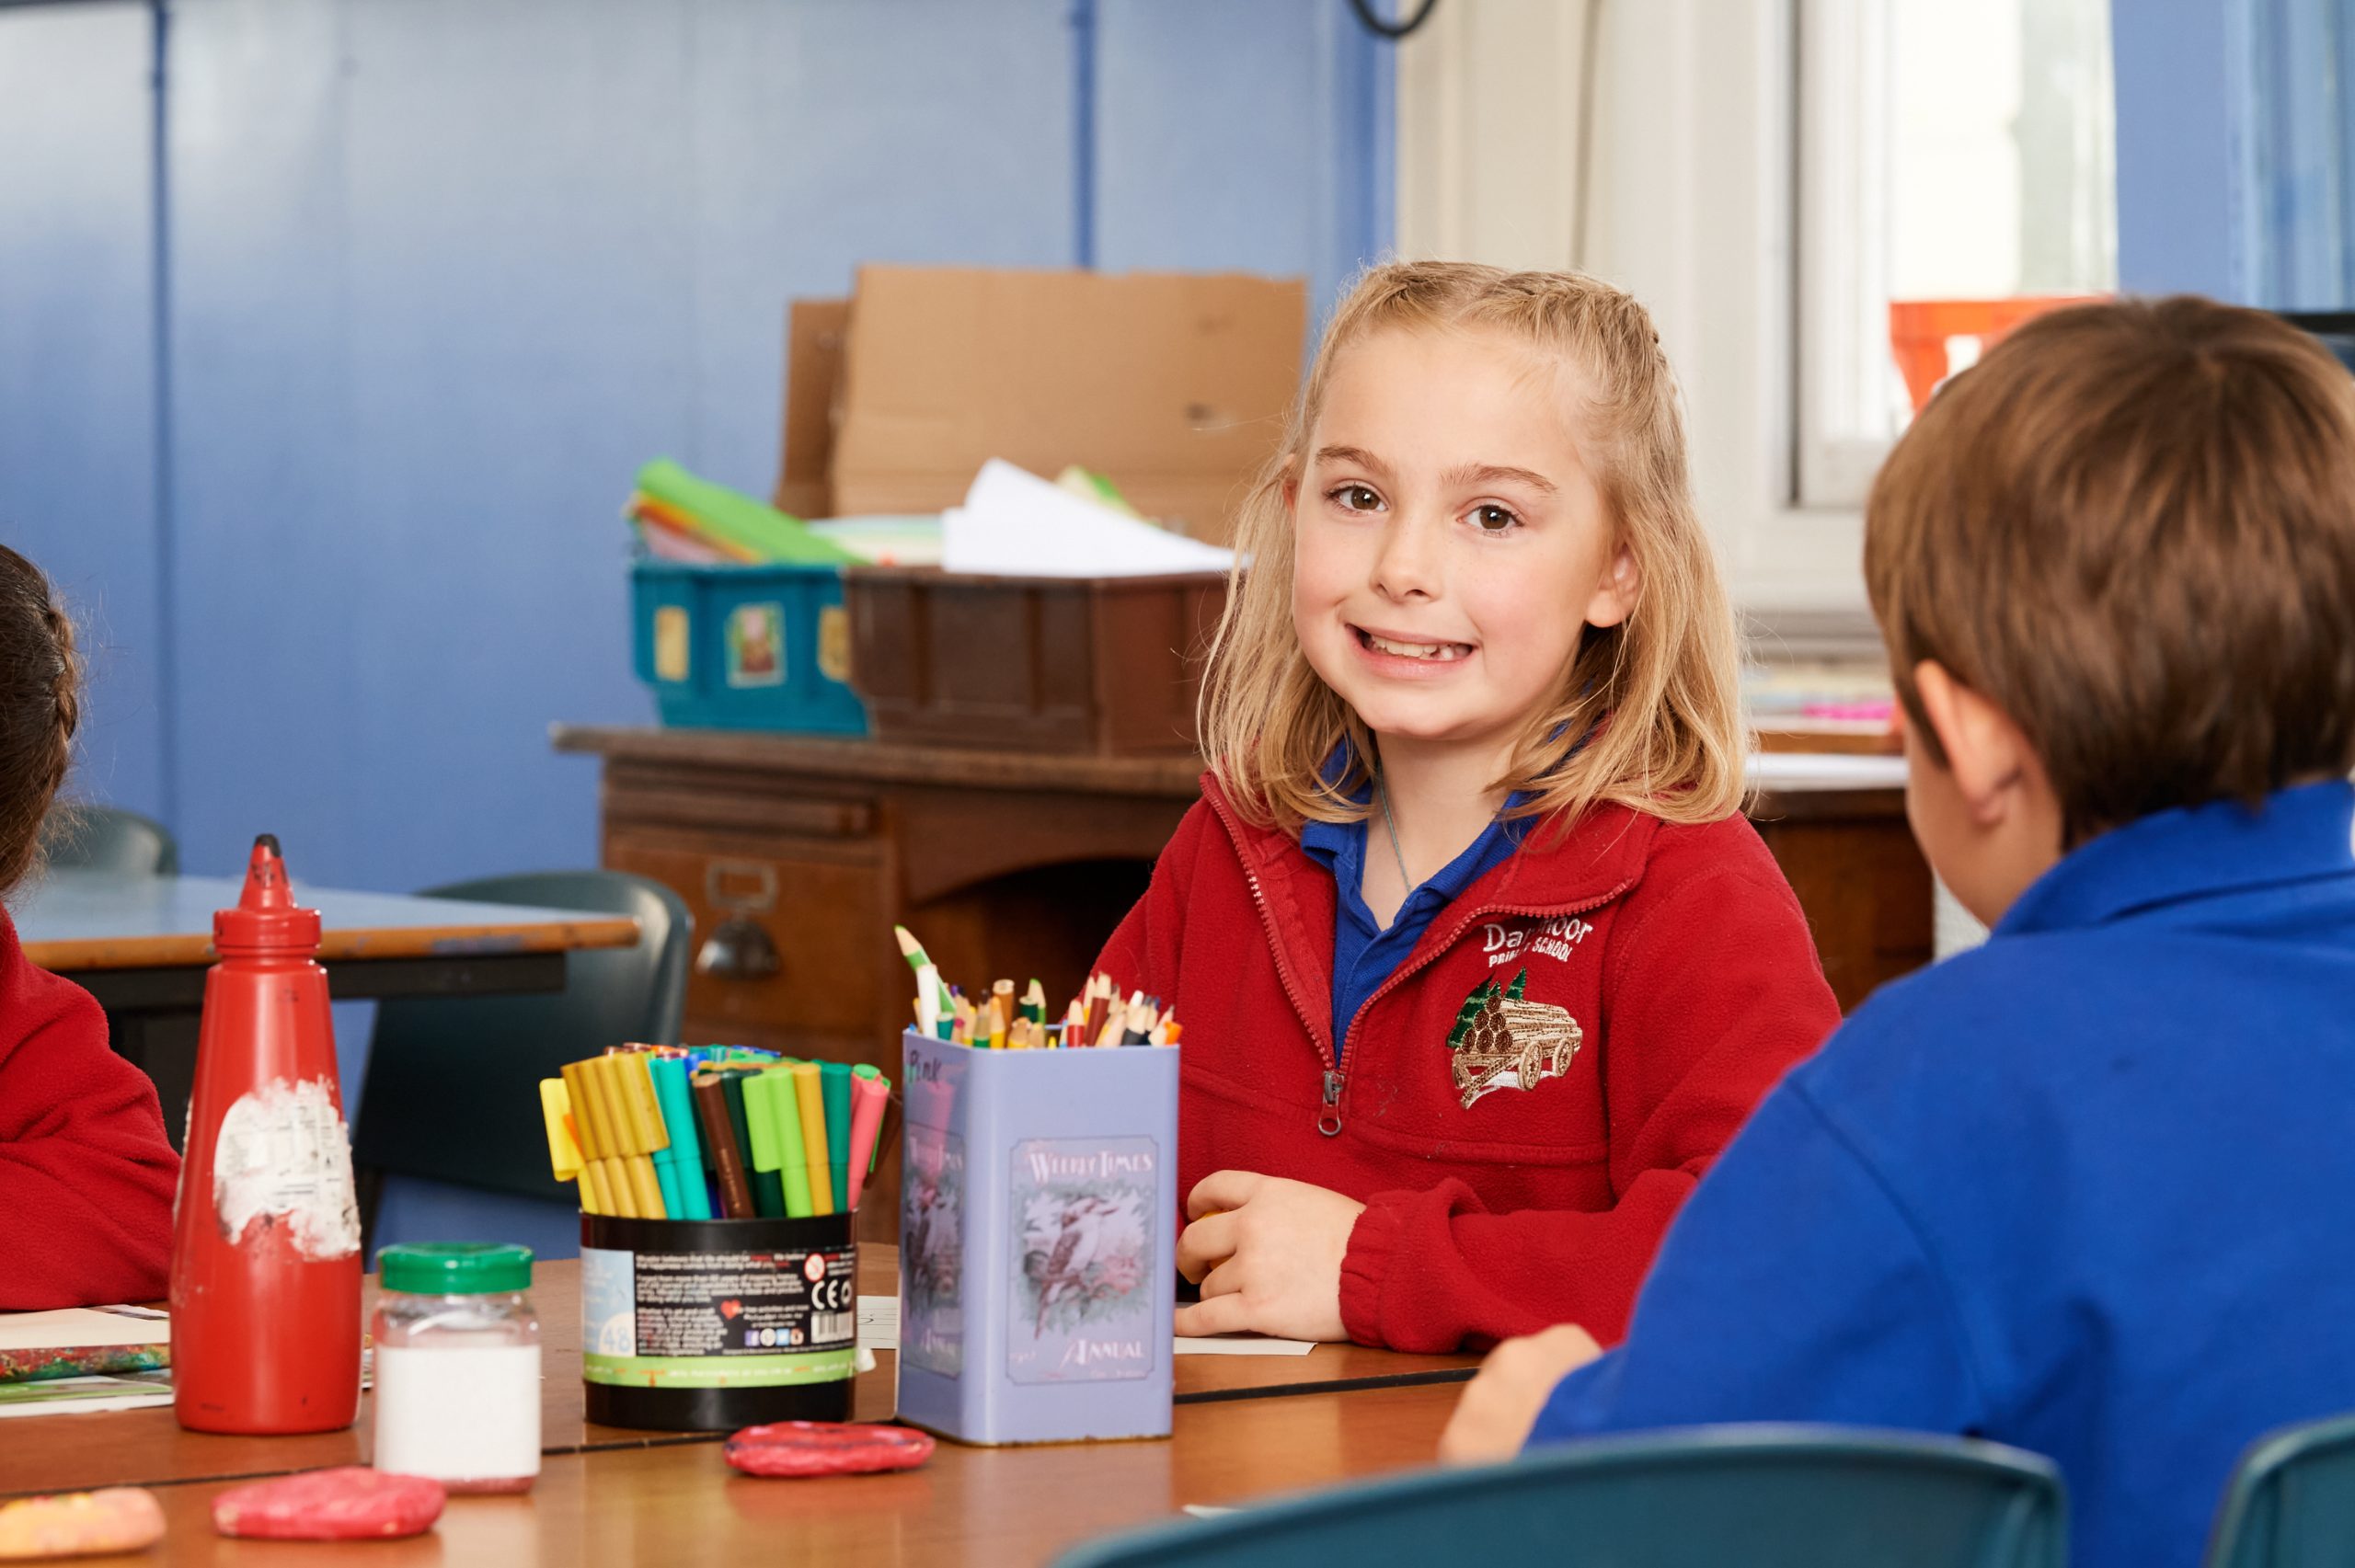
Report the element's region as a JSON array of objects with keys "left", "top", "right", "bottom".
[
  {"left": 128, "top": 1381, "right": 1464, "bottom": 1567},
  {"left": 16, "top": 872, "right": 642, "bottom": 1149},
  {"left": 550, "top": 726, "right": 1928, "bottom": 1029},
  {"left": 0, "top": 1250, "right": 1479, "bottom": 1501}
]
